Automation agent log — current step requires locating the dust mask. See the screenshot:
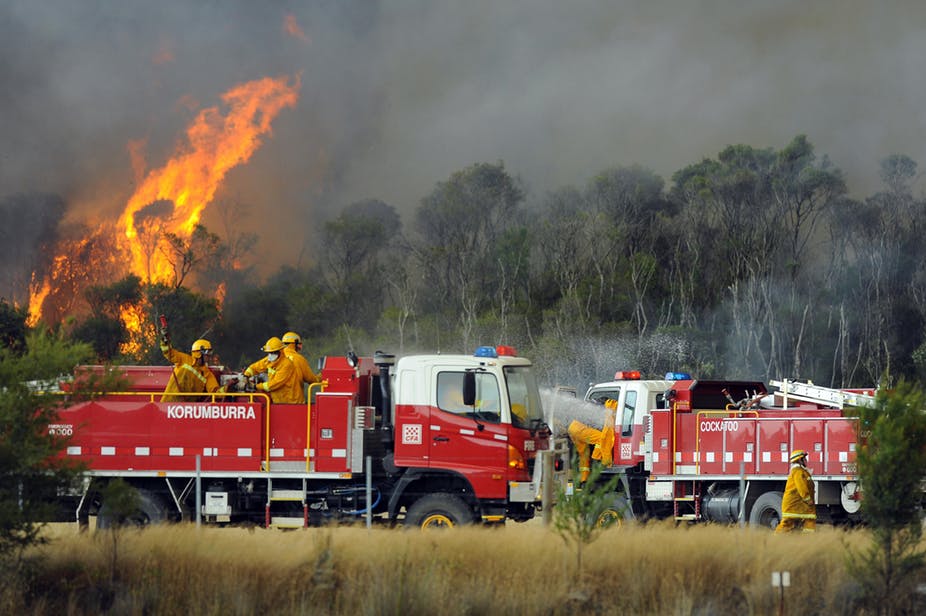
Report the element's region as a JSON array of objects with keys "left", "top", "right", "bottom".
[{"left": 267, "top": 352, "right": 280, "bottom": 362}]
